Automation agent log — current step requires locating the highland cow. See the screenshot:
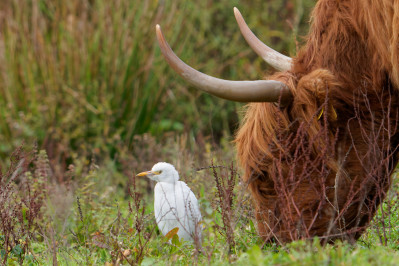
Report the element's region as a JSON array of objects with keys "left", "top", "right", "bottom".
[{"left": 156, "top": 0, "right": 399, "bottom": 243}]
